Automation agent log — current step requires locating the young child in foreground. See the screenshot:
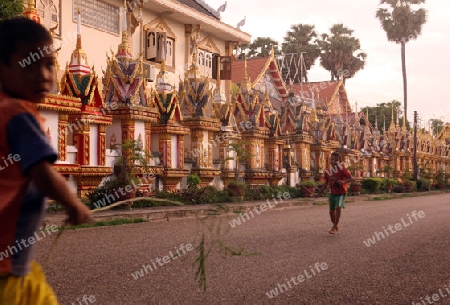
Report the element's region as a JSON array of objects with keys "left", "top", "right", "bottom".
[
  {"left": 317, "top": 151, "right": 354, "bottom": 234},
  {"left": 0, "top": 17, "right": 91, "bottom": 304}
]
